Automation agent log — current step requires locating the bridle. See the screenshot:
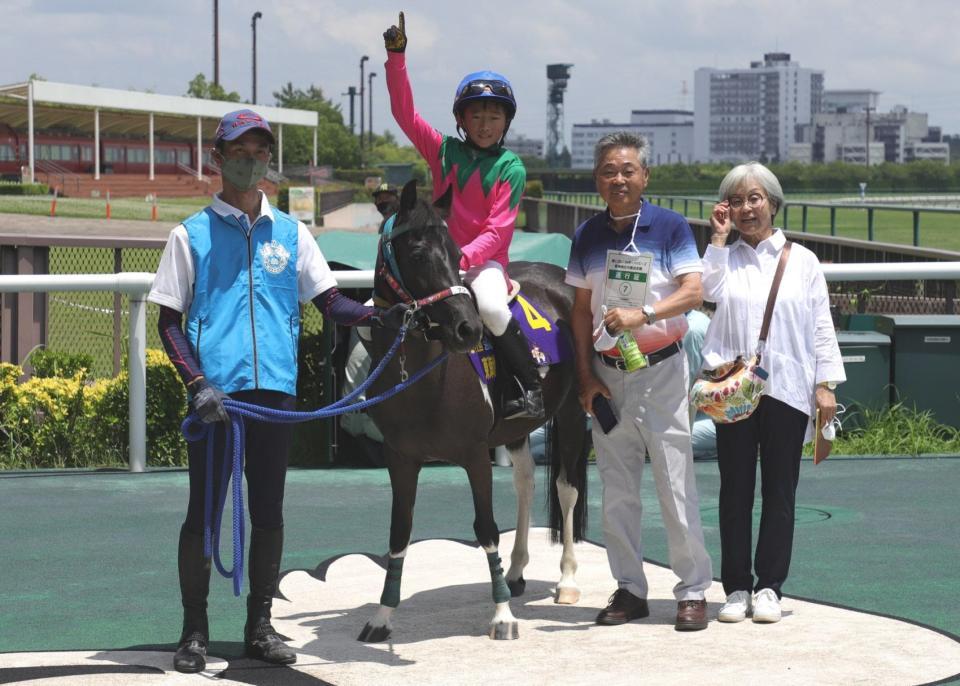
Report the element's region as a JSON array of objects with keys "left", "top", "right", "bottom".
[{"left": 377, "top": 213, "right": 470, "bottom": 310}]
